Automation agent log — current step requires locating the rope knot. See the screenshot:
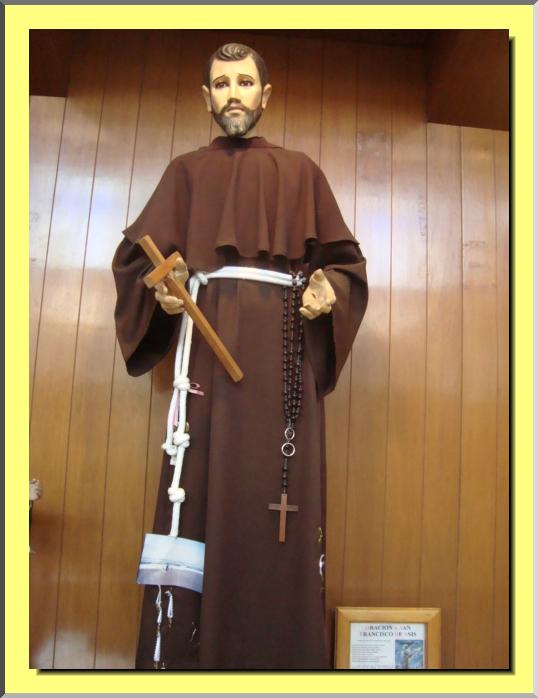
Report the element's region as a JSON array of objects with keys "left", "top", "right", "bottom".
[
  {"left": 195, "top": 271, "right": 209, "bottom": 285},
  {"left": 173, "top": 376, "right": 191, "bottom": 391},
  {"left": 168, "top": 486, "right": 186, "bottom": 503},
  {"left": 173, "top": 377, "right": 204, "bottom": 396},
  {"left": 162, "top": 442, "right": 178, "bottom": 456},
  {"left": 172, "top": 431, "right": 190, "bottom": 448}
]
